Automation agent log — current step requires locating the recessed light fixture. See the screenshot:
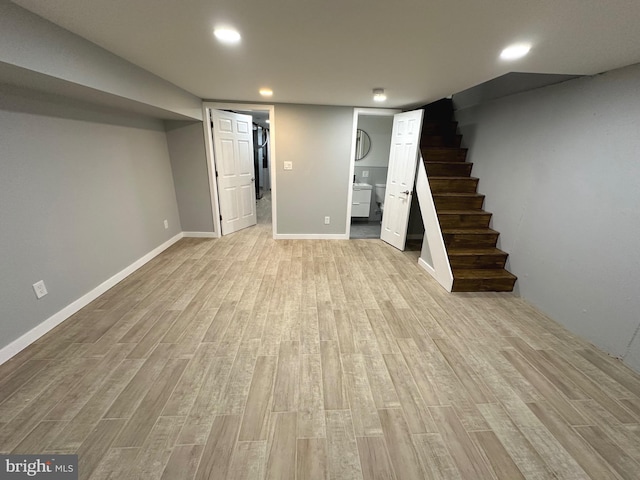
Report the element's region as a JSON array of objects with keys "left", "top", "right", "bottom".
[
  {"left": 500, "top": 43, "right": 531, "bottom": 60},
  {"left": 259, "top": 88, "right": 273, "bottom": 97},
  {"left": 214, "top": 27, "right": 241, "bottom": 45},
  {"left": 373, "top": 88, "right": 387, "bottom": 102},
  {"left": 265, "top": 119, "right": 270, "bottom": 124}
]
